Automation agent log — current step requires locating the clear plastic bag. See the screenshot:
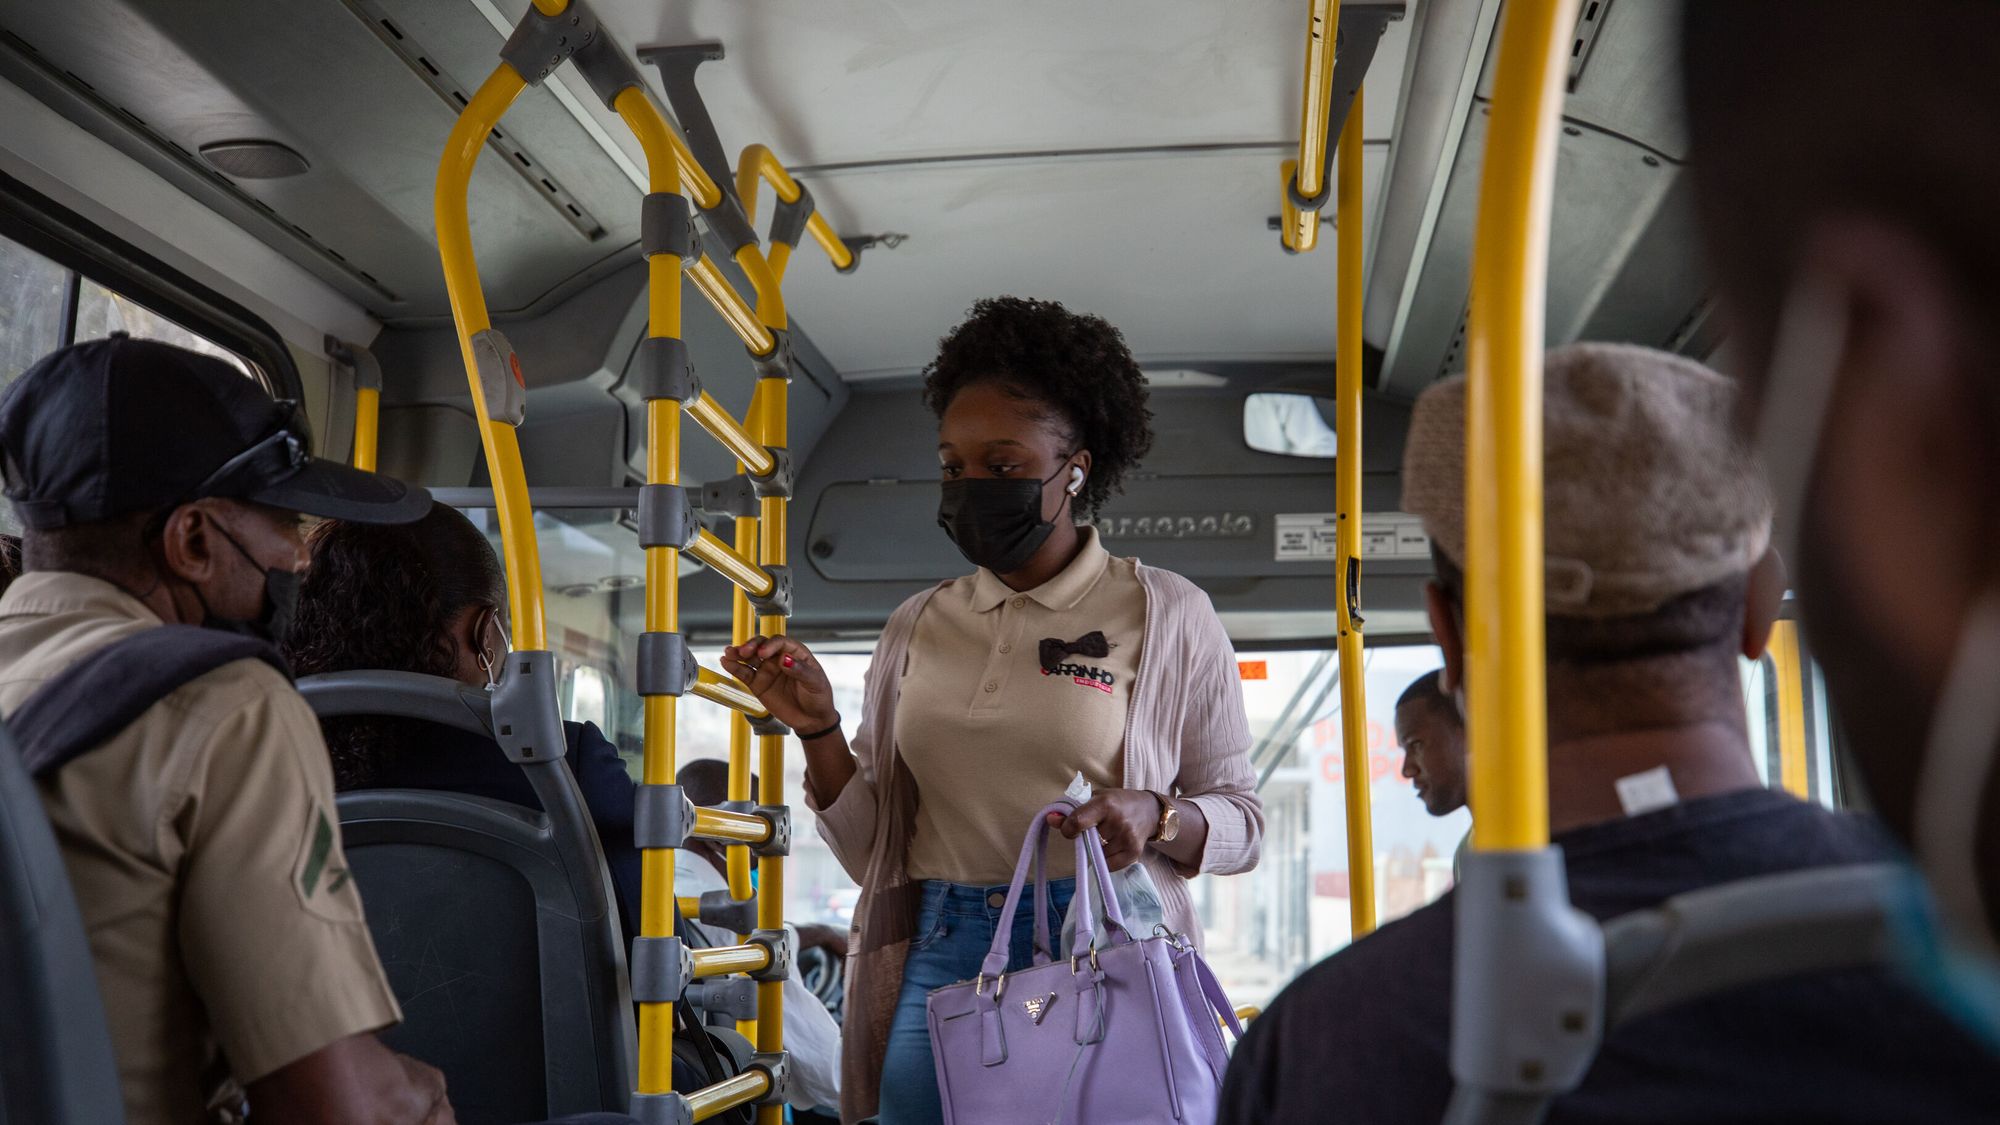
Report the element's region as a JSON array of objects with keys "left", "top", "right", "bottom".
[
  {"left": 1057, "top": 773, "right": 1169, "bottom": 954},
  {"left": 1061, "top": 860, "right": 1168, "bottom": 955}
]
